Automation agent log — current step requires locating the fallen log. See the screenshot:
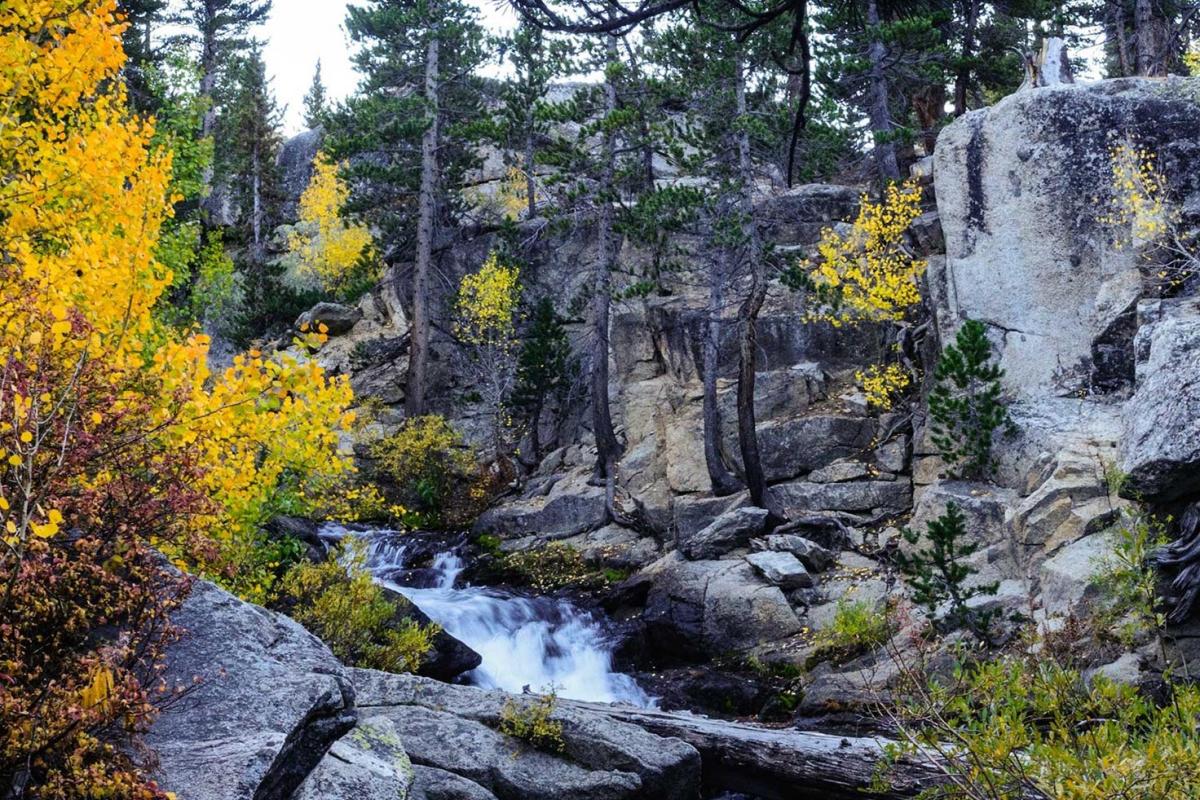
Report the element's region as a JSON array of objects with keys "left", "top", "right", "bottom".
[{"left": 568, "top": 701, "right": 946, "bottom": 800}]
